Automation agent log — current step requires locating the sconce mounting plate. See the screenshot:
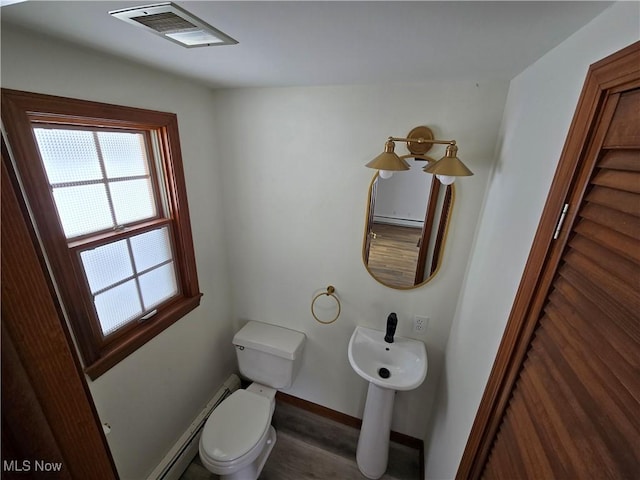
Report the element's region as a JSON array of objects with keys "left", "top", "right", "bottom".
[{"left": 406, "top": 126, "right": 434, "bottom": 155}]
